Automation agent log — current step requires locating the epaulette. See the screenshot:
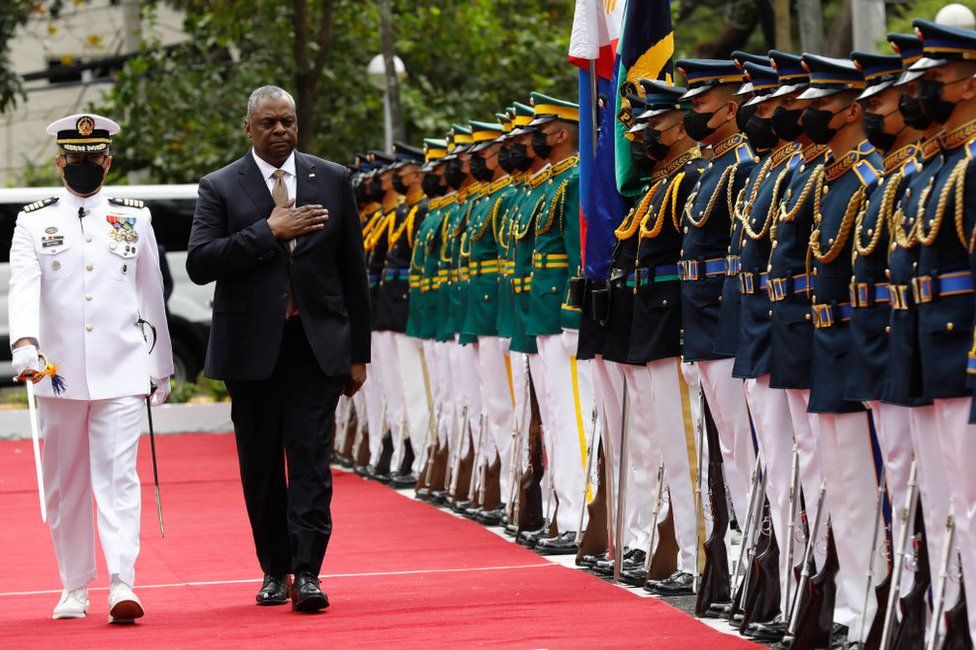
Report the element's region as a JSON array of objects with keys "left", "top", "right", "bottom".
[
  {"left": 528, "top": 164, "right": 553, "bottom": 189},
  {"left": 108, "top": 197, "right": 145, "bottom": 209},
  {"left": 551, "top": 154, "right": 580, "bottom": 177},
  {"left": 490, "top": 176, "right": 513, "bottom": 193},
  {"left": 903, "top": 159, "right": 919, "bottom": 179},
  {"left": 22, "top": 196, "right": 59, "bottom": 213},
  {"left": 966, "top": 138, "right": 976, "bottom": 161},
  {"left": 735, "top": 143, "right": 755, "bottom": 164},
  {"left": 852, "top": 159, "right": 880, "bottom": 188}
]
